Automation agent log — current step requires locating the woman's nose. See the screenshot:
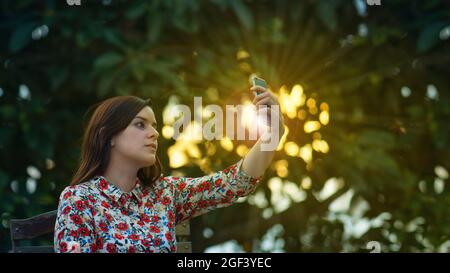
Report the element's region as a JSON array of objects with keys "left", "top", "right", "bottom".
[{"left": 148, "top": 127, "right": 159, "bottom": 139}]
